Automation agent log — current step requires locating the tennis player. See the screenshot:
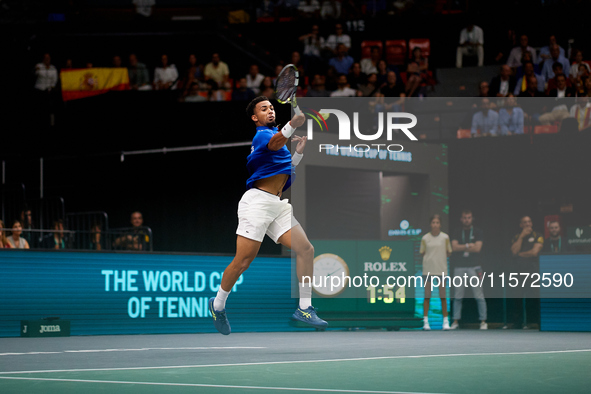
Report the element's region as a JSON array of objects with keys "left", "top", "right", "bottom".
[{"left": 209, "top": 96, "right": 328, "bottom": 335}]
